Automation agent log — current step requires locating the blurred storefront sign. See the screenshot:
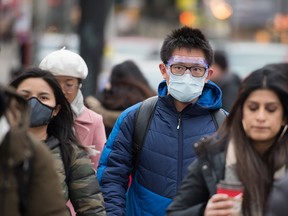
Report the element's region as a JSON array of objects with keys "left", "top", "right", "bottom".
[{"left": 229, "top": 0, "right": 279, "bottom": 28}]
